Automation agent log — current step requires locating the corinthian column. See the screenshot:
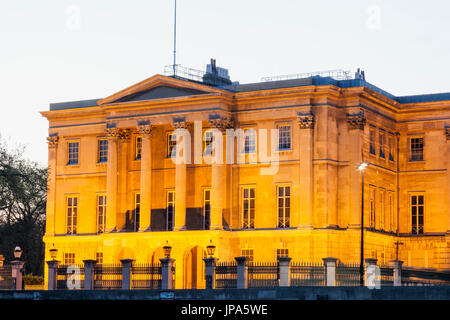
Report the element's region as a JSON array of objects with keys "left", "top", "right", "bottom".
[
  {"left": 173, "top": 118, "right": 190, "bottom": 231},
  {"left": 138, "top": 122, "right": 153, "bottom": 231},
  {"left": 209, "top": 115, "right": 233, "bottom": 230},
  {"left": 117, "top": 129, "right": 130, "bottom": 231},
  {"left": 297, "top": 112, "right": 315, "bottom": 228},
  {"left": 46, "top": 135, "right": 59, "bottom": 235},
  {"left": 347, "top": 110, "right": 366, "bottom": 228},
  {"left": 105, "top": 127, "right": 120, "bottom": 232}
]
